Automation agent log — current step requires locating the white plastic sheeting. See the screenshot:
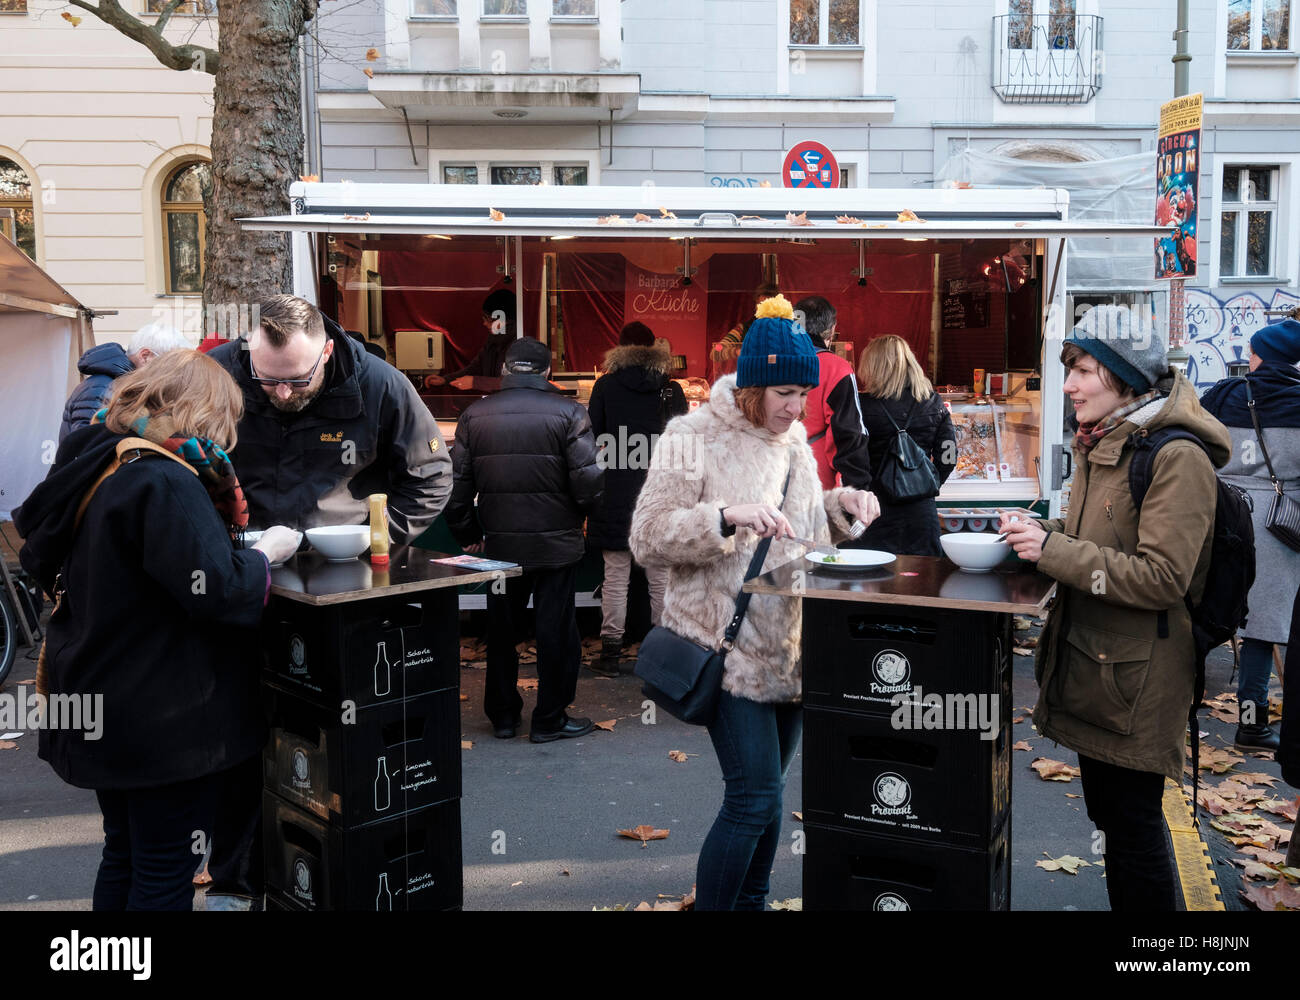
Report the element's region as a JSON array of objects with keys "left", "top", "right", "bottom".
[{"left": 935, "top": 148, "right": 1158, "bottom": 292}]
